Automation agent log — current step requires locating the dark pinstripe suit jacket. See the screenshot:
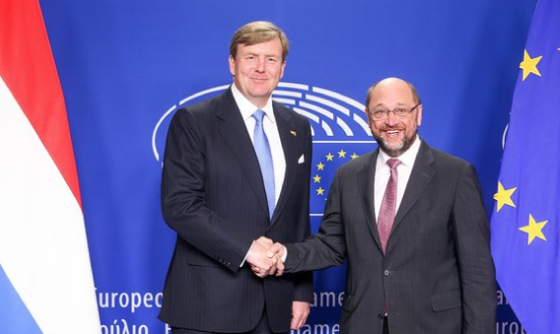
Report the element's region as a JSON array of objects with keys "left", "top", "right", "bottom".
[
  {"left": 158, "top": 88, "right": 313, "bottom": 332},
  {"left": 284, "top": 140, "right": 496, "bottom": 334}
]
